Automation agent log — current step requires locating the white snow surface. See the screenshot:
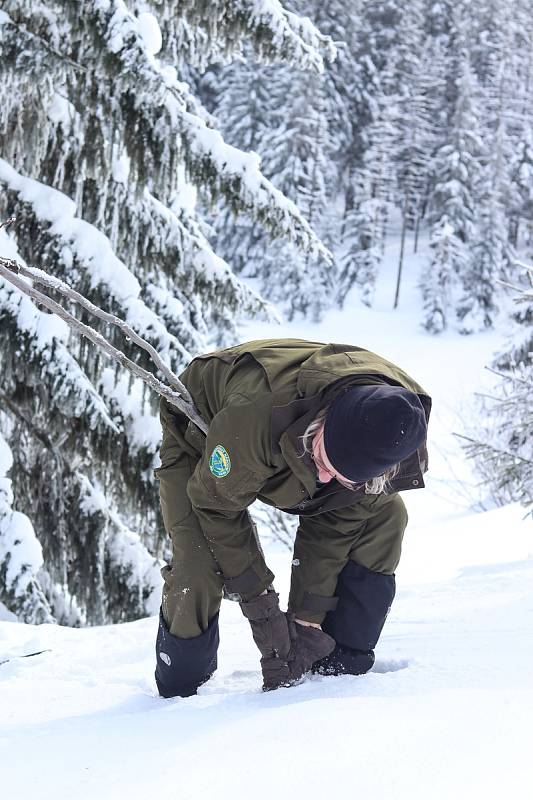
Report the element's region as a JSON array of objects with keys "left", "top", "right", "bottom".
[
  {"left": 1, "top": 234, "right": 532, "bottom": 799},
  {"left": 136, "top": 12, "right": 162, "bottom": 56}
]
